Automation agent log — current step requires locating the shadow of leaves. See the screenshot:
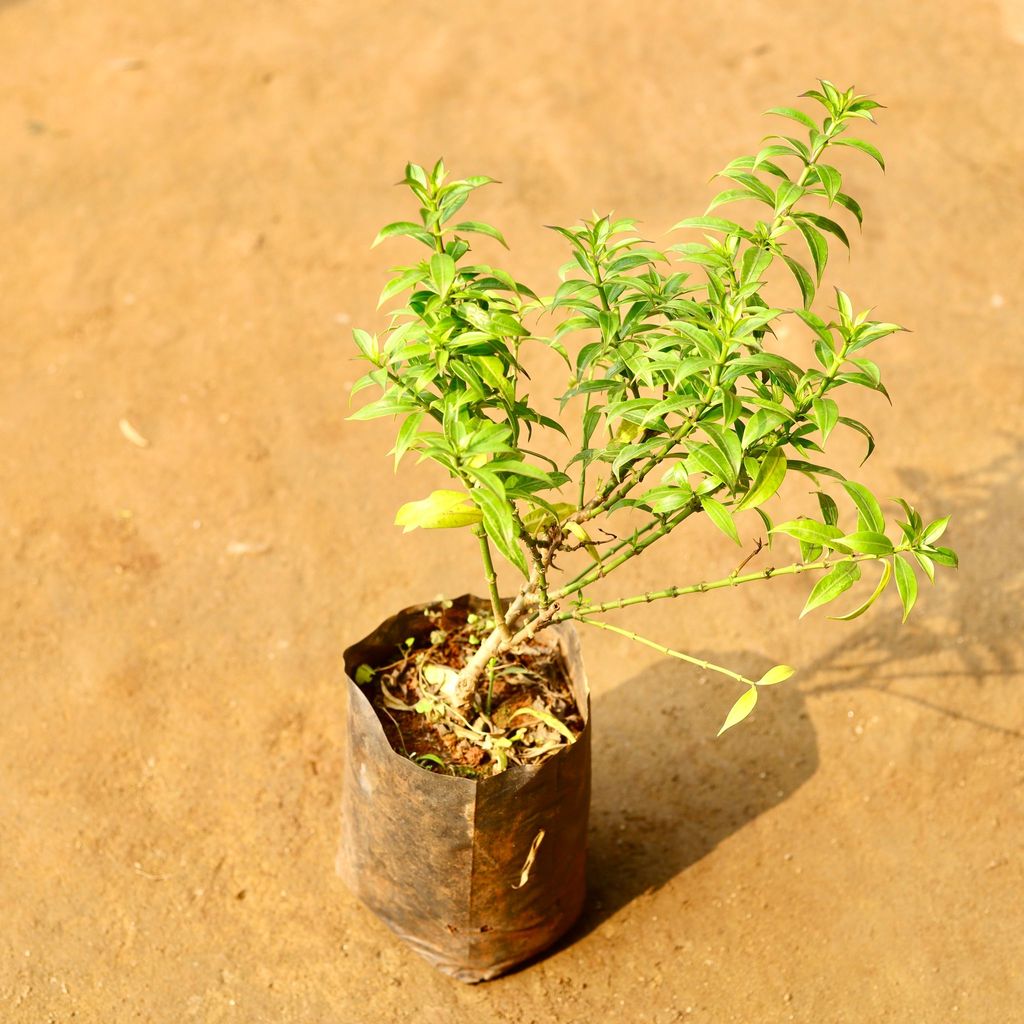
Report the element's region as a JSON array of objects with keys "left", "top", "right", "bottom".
[
  {"left": 567, "top": 648, "right": 818, "bottom": 937},
  {"left": 801, "top": 442, "right": 1024, "bottom": 738}
]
